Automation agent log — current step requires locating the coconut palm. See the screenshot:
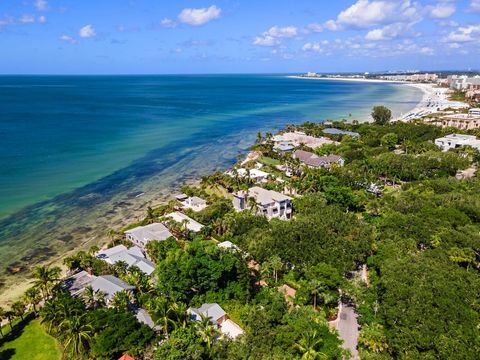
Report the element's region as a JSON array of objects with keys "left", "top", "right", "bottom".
[
  {"left": 153, "top": 299, "right": 177, "bottom": 337},
  {"left": 294, "top": 330, "right": 327, "bottom": 360},
  {"left": 32, "top": 265, "right": 61, "bottom": 299},
  {"left": 23, "top": 287, "right": 41, "bottom": 315},
  {"left": 5, "top": 310, "right": 14, "bottom": 331},
  {"left": 0, "top": 307, "right": 5, "bottom": 337},
  {"left": 269, "top": 255, "right": 283, "bottom": 283},
  {"left": 111, "top": 290, "right": 133, "bottom": 312},
  {"left": 83, "top": 286, "right": 106, "bottom": 309},
  {"left": 60, "top": 314, "right": 94, "bottom": 359},
  {"left": 196, "top": 313, "right": 220, "bottom": 351},
  {"left": 11, "top": 301, "right": 25, "bottom": 322}
]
